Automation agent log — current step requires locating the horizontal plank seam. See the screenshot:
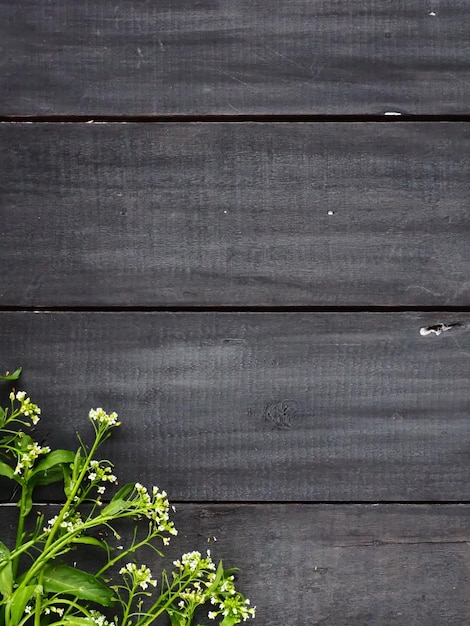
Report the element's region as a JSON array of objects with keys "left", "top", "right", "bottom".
[
  {"left": 1, "top": 306, "right": 470, "bottom": 314},
  {"left": 2, "top": 501, "right": 470, "bottom": 506},
  {"left": 333, "top": 539, "right": 470, "bottom": 547},
  {"left": 1, "top": 115, "right": 470, "bottom": 124}
]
